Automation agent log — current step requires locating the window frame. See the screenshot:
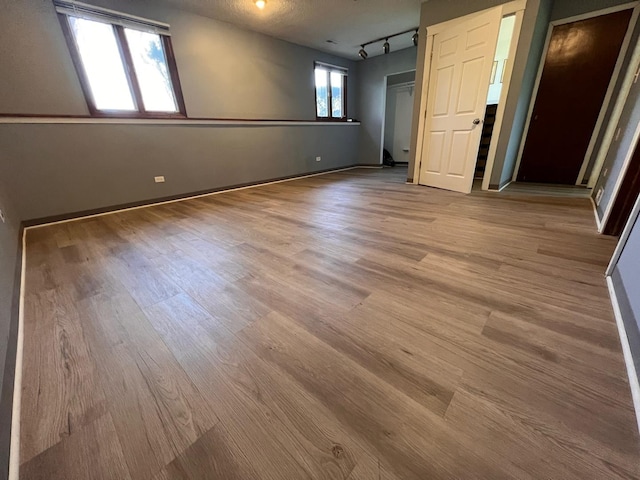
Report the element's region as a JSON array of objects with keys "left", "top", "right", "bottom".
[
  {"left": 314, "top": 62, "right": 348, "bottom": 122},
  {"left": 58, "top": 13, "right": 187, "bottom": 119}
]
